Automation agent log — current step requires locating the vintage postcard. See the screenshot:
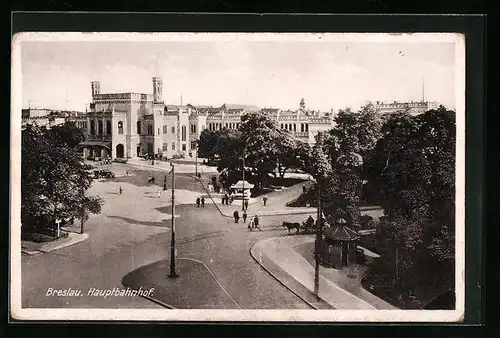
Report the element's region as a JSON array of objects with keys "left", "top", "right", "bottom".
[{"left": 11, "top": 32, "right": 465, "bottom": 322}]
